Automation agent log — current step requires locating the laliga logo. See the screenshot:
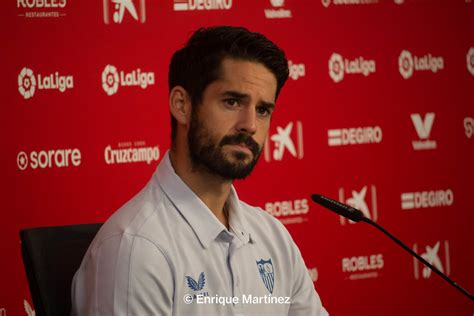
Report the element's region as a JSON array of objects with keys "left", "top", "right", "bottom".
[
  {"left": 288, "top": 60, "right": 305, "bottom": 80},
  {"left": 18, "top": 67, "right": 73, "bottom": 99},
  {"left": 465, "top": 117, "right": 473, "bottom": 138},
  {"left": 328, "top": 53, "right": 376, "bottom": 83},
  {"left": 398, "top": 50, "right": 444, "bottom": 79},
  {"left": 18, "top": 67, "right": 36, "bottom": 99},
  {"left": 467, "top": 47, "right": 474, "bottom": 76},
  {"left": 101, "top": 64, "right": 155, "bottom": 96},
  {"left": 102, "top": 65, "right": 119, "bottom": 96},
  {"left": 328, "top": 53, "right": 344, "bottom": 82},
  {"left": 398, "top": 50, "right": 414, "bottom": 79}
]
